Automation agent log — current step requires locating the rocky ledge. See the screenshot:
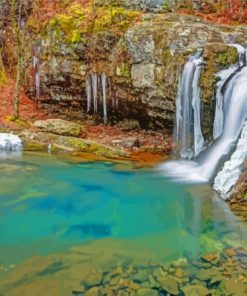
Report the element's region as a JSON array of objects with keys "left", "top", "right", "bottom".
[{"left": 1, "top": 118, "right": 170, "bottom": 164}]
